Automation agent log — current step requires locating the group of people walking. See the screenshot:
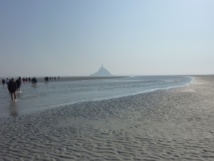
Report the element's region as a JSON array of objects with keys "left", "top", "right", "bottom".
[
  {"left": 1, "top": 77, "right": 22, "bottom": 101},
  {"left": 2, "top": 76, "right": 59, "bottom": 101},
  {"left": 2, "top": 77, "right": 38, "bottom": 101},
  {"left": 44, "top": 76, "right": 60, "bottom": 82}
]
